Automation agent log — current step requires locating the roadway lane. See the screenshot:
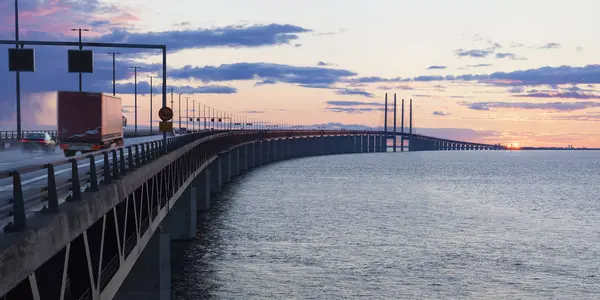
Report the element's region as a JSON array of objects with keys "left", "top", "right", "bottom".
[
  {"left": 0, "top": 131, "right": 216, "bottom": 230},
  {"left": 0, "top": 135, "right": 164, "bottom": 171},
  {"left": 0, "top": 135, "right": 166, "bottom": 229}
]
